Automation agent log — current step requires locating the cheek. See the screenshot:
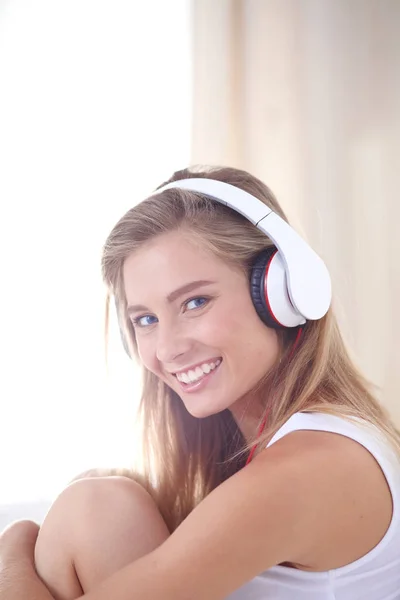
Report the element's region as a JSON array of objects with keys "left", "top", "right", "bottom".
[
  {"left": 211, "top": 291, "right": 257, "bottom": 335},
  {"left": 211, "top": 300, "right": 279, "bottom": 364},
  {"left": 199, "top": 306, "right": 250, "bottom": 351}
]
